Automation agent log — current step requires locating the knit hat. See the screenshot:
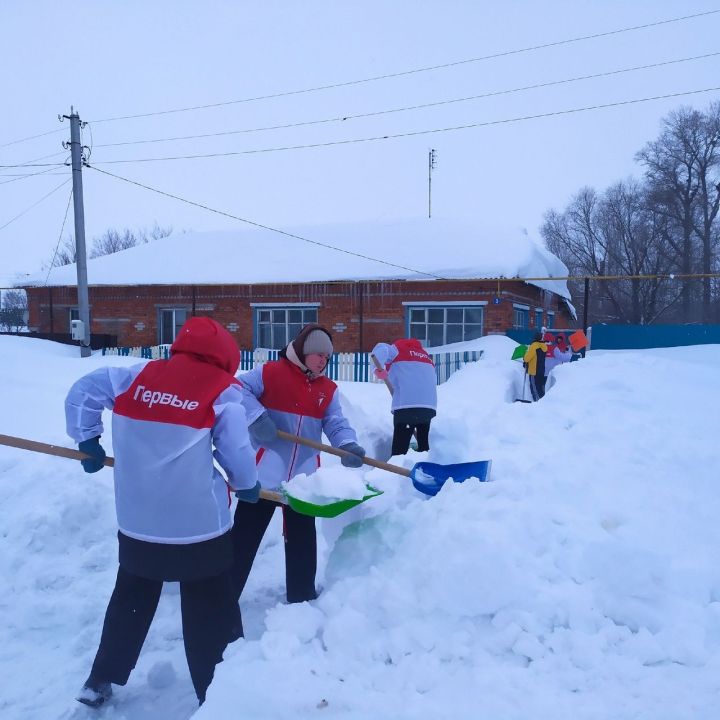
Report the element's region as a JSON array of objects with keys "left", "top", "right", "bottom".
[
  {"left": 302, "top": 328, "right": 334, "bottom": 357},
  {"left": 288, "top": 323, "right": 334, "bottom": 367}
]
